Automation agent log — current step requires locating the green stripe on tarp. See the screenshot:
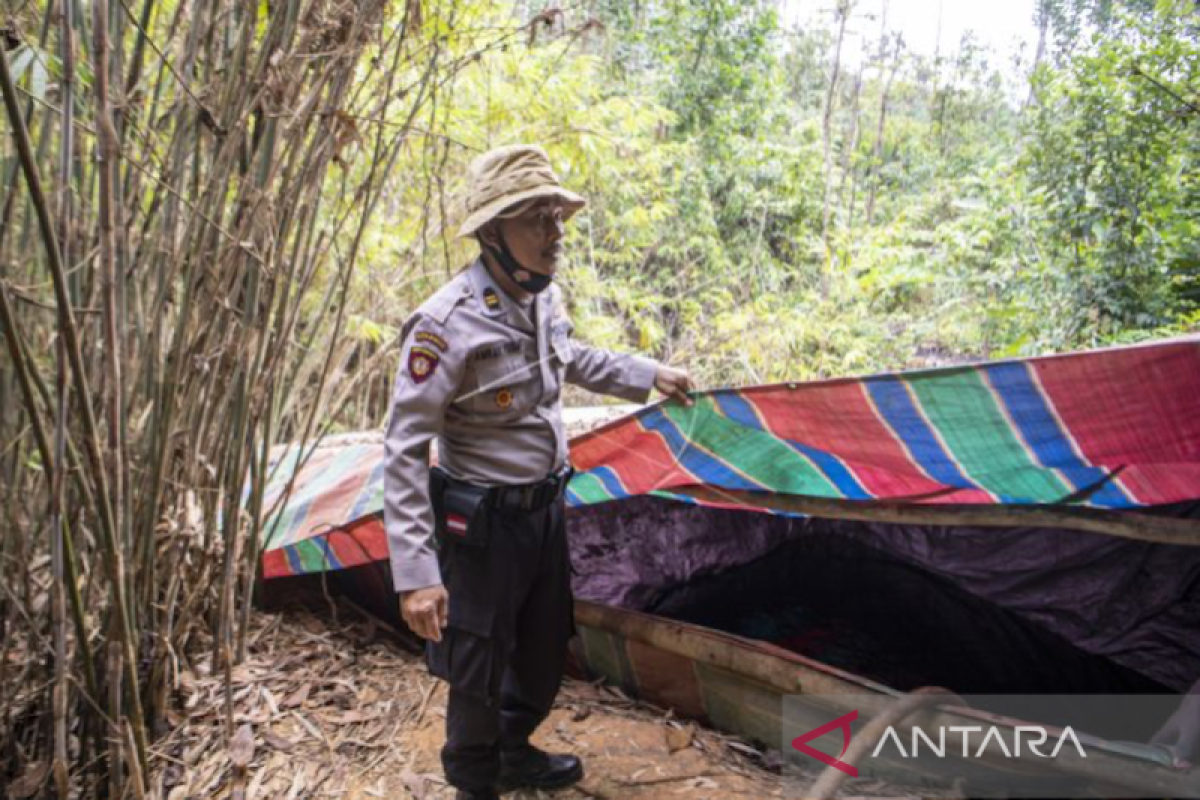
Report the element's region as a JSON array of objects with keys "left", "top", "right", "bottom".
[
  {"left": 569, "top": 471, "right": 616, "bottom": 504},
  {"left": 662, "top": 397, "right": 840, "bottom": 497},
  {"left": 292, "top": 537, "right": 337, "bottom": 574},
  {"left": 908, "top": 370, "right": 1073, "bottom": 502}
]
